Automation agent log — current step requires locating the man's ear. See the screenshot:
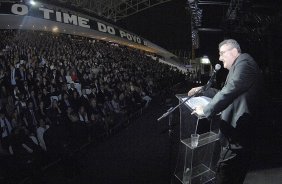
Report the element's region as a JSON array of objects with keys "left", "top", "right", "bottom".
[{"left": 231, "top": 48, "right": 239, "bottom": 56}]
